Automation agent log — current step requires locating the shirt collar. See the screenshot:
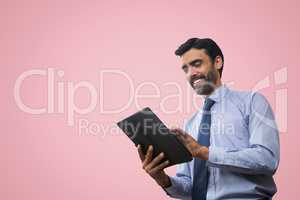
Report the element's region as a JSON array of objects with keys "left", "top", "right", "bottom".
[{"left": 203, "top": 83, "right": 229, "bottom": 103}]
